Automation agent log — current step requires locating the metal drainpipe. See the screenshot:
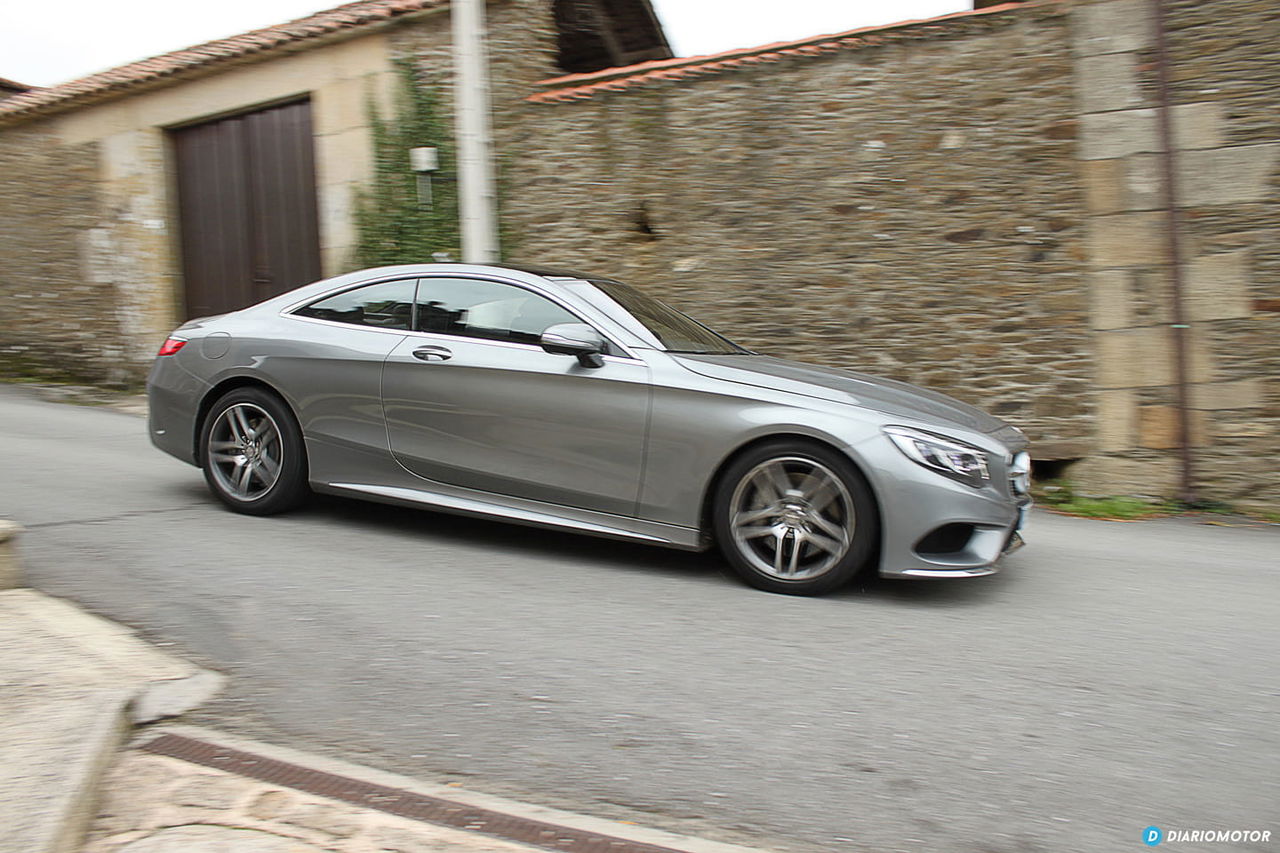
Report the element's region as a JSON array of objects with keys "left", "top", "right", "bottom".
[{"left": 1147, "top": 0, "right": 1197, "bottom": 505}]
